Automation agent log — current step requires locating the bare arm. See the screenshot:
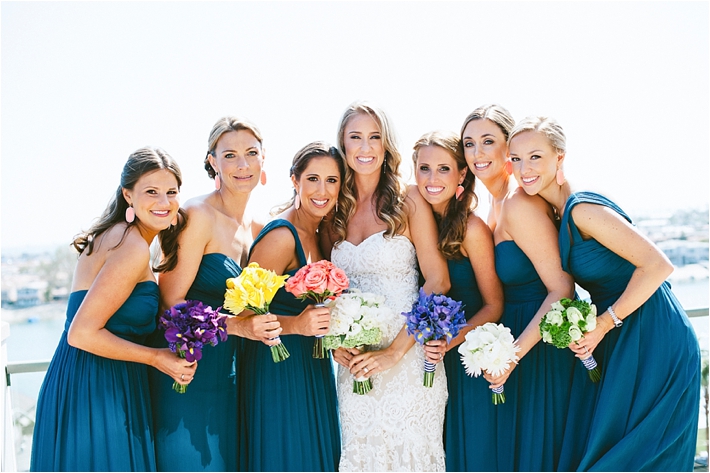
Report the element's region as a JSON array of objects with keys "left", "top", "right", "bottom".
[
  {"left": 446, "top": 215, "right": 504, "bottom": 351},
  {"left": 67, "top": 228, "right": 196, "bottom": 385},
  {"left": 484, "top": 192, "right": 574, "bottom": 387},
  {"left": 247, "top": 227, "right": 330, "bottom": 337},
  {"left": 566, "top": 203, "right": 674, "bottom": 357},
  {"left": 405, "top": 185, "right": 451, "bottom": 294}
]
